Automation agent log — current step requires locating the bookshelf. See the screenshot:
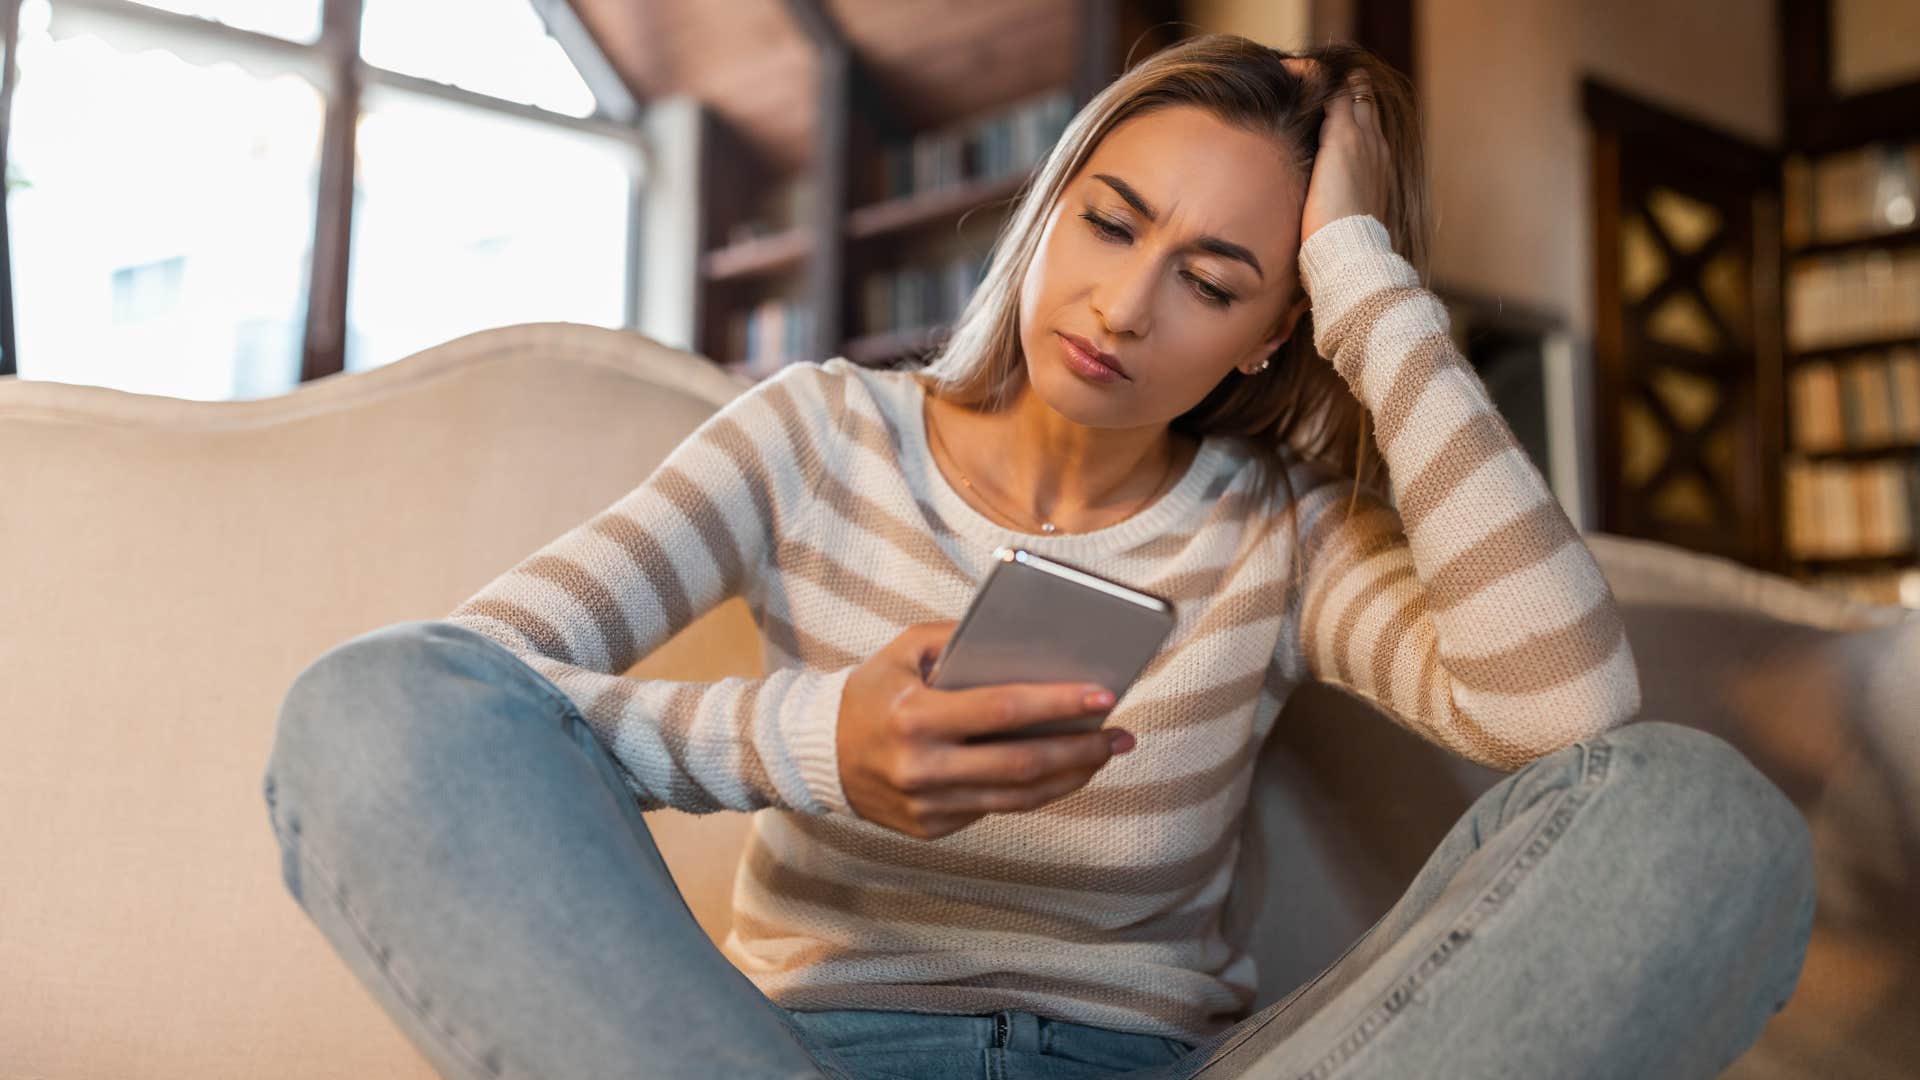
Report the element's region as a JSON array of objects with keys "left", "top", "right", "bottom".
[
  {"left": 1779, "top": 138, "right": 1920, "bottom": 606},
  {"left": 699, "top": 88, "right": 1074, "bottom": 382},
  {"left": 689, "top": 3, "right": 1183, "bottom": 383}
]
